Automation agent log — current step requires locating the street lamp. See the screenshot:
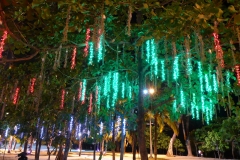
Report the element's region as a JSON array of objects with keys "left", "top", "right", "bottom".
[{"left": 144, "top": 88, "right": 155, "bottom": 158}]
